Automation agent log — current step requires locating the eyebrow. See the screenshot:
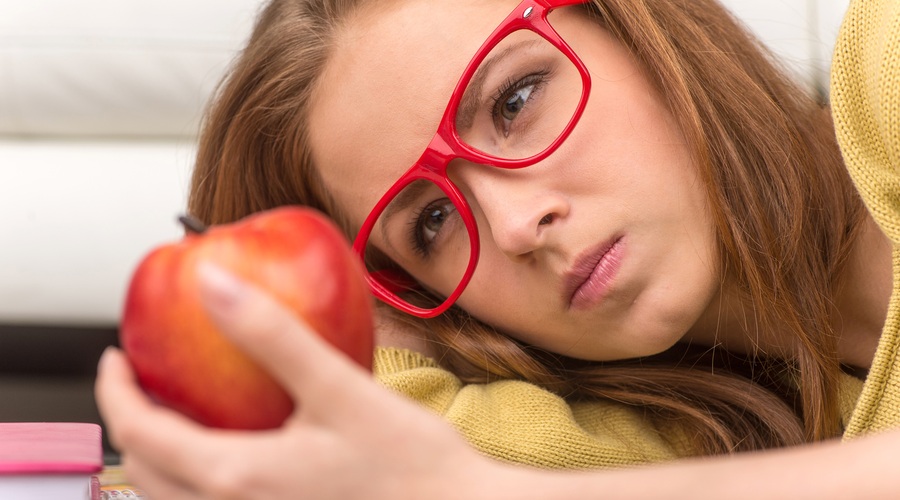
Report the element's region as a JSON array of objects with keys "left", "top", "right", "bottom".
[{"left": 456, "top": 39, "right": 544, "bottom": 131}]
